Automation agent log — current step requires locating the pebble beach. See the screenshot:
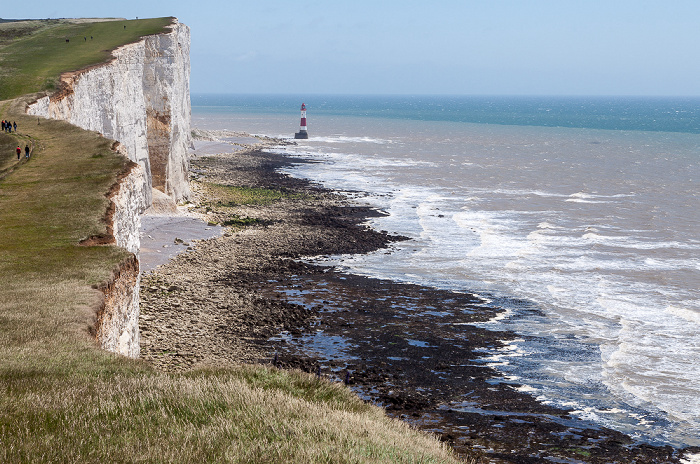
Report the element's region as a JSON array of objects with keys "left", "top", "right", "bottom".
[{"left": 138, "top": 143, "right": 695, "bottom": 463}]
